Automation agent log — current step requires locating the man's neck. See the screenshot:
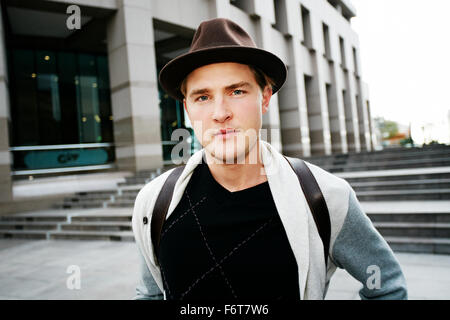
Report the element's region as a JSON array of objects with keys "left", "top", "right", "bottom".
[{"left": 203, "top": 143, "right": 267, "bottom": 192}]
